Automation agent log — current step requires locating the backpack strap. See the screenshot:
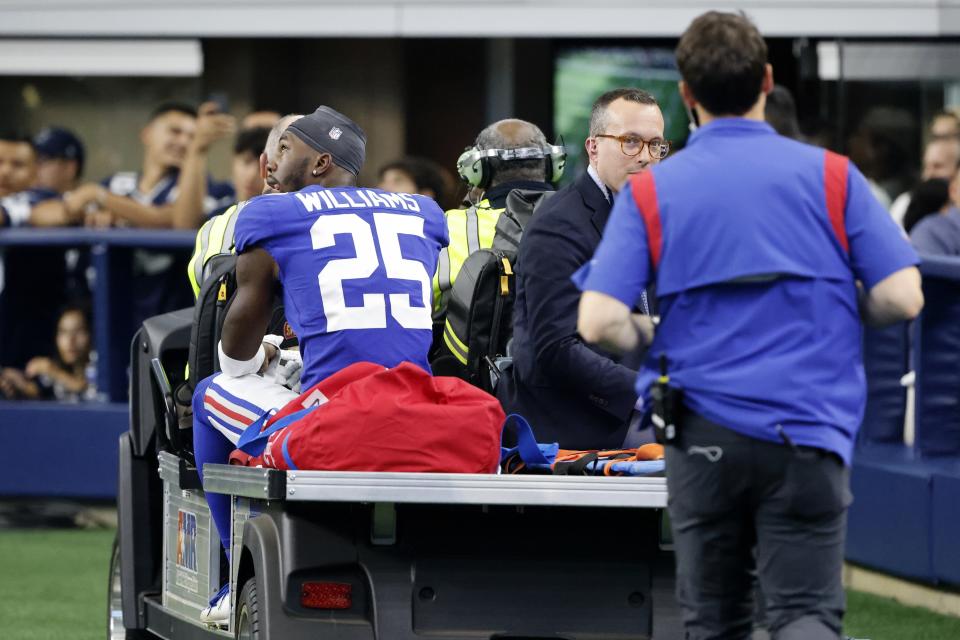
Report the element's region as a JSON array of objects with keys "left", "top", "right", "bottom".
[
  {"left": 824, "top": 150, "right": 850, "bottom": 255},
  {"left": 629, "top": 171, "right": 664, "bottom": 270},
  {"left": 236, "top": 406, "right": 315, "bottom": 457}
]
